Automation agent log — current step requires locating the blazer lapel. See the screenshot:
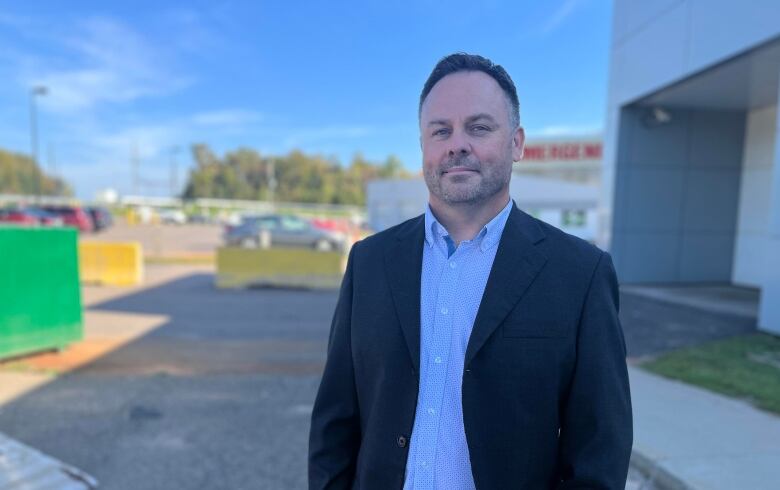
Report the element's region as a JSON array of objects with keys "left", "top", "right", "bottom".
[
  {"left": 384, "top": 216, "right": 425, "bottom": 374},
  {"left": 465, "top": 205, "right": 549, "bottom": 367}
]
